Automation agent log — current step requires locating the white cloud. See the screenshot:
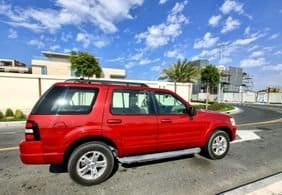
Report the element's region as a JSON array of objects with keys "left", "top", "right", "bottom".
[
  {"left": 76, "top": 32, "right": 109, "bottom": 48},
  {"left": 151, "top": 65, "right": 161, "bottom": 72},
  {"left": 263, "top": 64, "right": 282, "bottom": 71},
  {"left": 76, "top": 33, "right": 90, "bottom": 48},
  {"left": 220, "top": 0, "right": 244, "bottom": 15},
  {"left": 244, "top": 26, "right": 250, "bottom": 35},
  {"left": 0, "top": 0, "right": 144, "bottom": 33},
  {"left": 50, "top": 45, "right": 60, "bottom": 51},
  {"left": 248, "top": 45, "right": 259, "bottom": 52},
  {"left": 135, "top": 1, "right": 188, "bottom": 49},
  {"left": 208, "top": 15, "right": 221, "bottom": 27},
  {"left": 64, "top": 47, "right": 78, "bottom": 53},
  {"left": 159, "top": 0, "right": 168, "bottom": 5},
  {"left": 233, "top": 33, "right": 263, "bottom": 46},
  {"left": 250, "top": 51, "right": 264, "bottom": 58},
  {"left": 240, "top": 57, "right": 266, "bottom": 68},
  {"left": 61, "top": 32, "right": 72, "bottom": 42},
  {"left": 8, "top": 28, "right": 18, "bottom": 39},
  {"left": 164, "top": 49, "right": 184, "bottom": 59},
  {"left": 125, "top": 57, "right": 160, "bottom": 68},
  {"left": 107, "top": 57, "right": 125, "bottom": 62},
  {"left": 269, "top": 33, "right": 279, "bottom": 40},
  {"left": 193, "top": 32, "right": 219, "bottom": 49},
  {"left": 221, "top": 16, "right": 240, "bottom": 33},
  {"left": 139, "top": 58, "right": 160, "bottom": 65},
  {"left": 192, "top": 48, "right": 220, "bottom": 62},
  {"left": 274, "top": 50, "right": 282, "bottom": 56},
  {"left": 28, "top": 39, "right": 45, "bottom": 49}
]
